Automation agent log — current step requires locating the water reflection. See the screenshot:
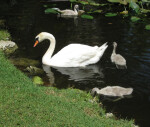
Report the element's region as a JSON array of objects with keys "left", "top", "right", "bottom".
[{"left": 43, "top": 64, "right": 104, "bottom": 83}]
